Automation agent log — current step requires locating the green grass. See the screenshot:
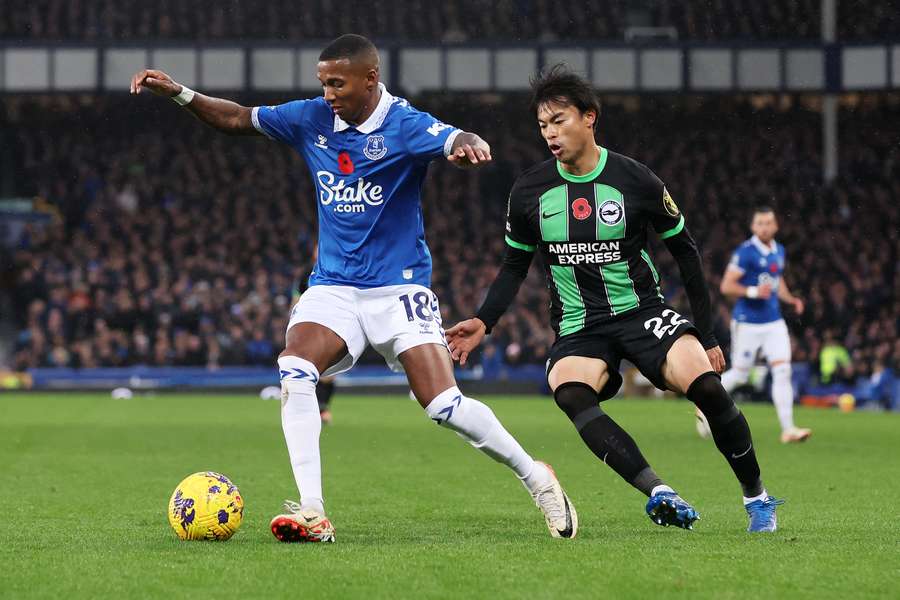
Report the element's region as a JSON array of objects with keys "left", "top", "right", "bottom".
[{"left": 0, "top": 393, "right": 897, "bottom": 599}]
